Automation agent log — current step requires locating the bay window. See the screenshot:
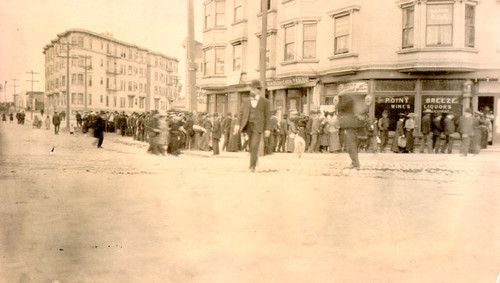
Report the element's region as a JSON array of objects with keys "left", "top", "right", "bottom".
[
  {"left": 284, "top": 25, "right": 295, "bottom": 61},
  {"left": 426, "top": 4, "right": 453, "bottom": 46},
  {"left": 303, "top": 23, "right": 317, "bottom": 59},
  {"left": 465, "top": 4, "right": 475, "bottom": 47},
  {"left": 334, "top": 14, "right": 350, "bottom": 54},
  {"left": 402, "top": 5, "right": 414, "bottom": 48}
]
